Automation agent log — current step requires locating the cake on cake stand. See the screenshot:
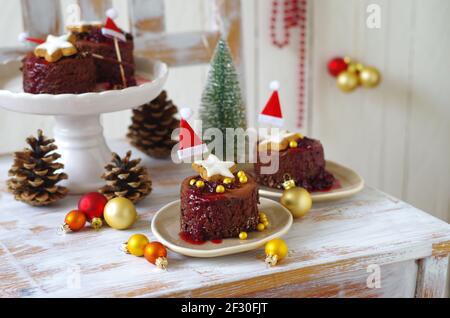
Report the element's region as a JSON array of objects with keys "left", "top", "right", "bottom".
[{"left": 0, "top": 57, "right": 168, "bottom": 194}]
